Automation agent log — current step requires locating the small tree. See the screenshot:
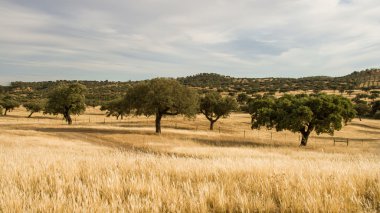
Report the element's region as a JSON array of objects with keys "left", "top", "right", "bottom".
[
  {"left": 369, "top": 93, "right": 379, "bottom": 102},
  {"left": 371, "top": 100, "right": 380, "bottom": 117},
  {"left": 346, "top": 90, "right": 354, "bottom": 97},
  {"left": 126, "top": 78, "right": 198, "bottom": 133},
  {"left": 249, "top": 94, "right": 356, "bottom": 146},
  {"left": 354, "top": 102, "right": 371, "bottom": 121},
  {"left": 237, "top": 93, "right": 249, "bottom": 105},
  {"left": 200, "top": 92, "right": 238, "bottom": 130},
  {"left": 100, "top": 98, "right": 130, "bottom": 120},
  {"left": 361, "top": 87, "right": 371, "bottom": 94},
  {"left": 44, "top": 83, "right": 87, "bottom": 124},
  {"left": 0, "top": 95, "right": 20, "bottom": 116},
  {"left": 24, "top": 100, "right": 45, "bottom": 118}
]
